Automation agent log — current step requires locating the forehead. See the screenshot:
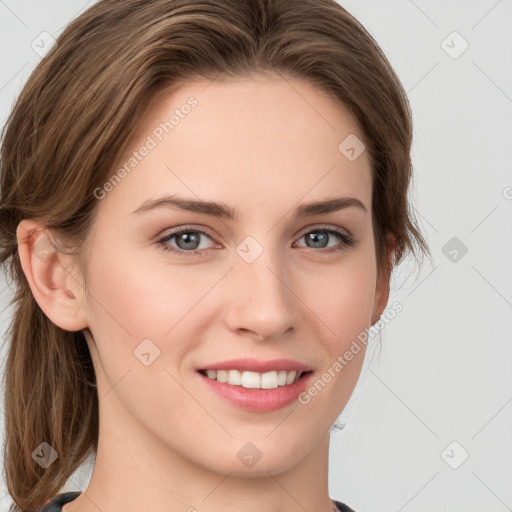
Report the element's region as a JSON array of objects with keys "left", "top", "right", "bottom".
[{"left": 104, "top": 74, "right": 373, "bottom": 217}]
